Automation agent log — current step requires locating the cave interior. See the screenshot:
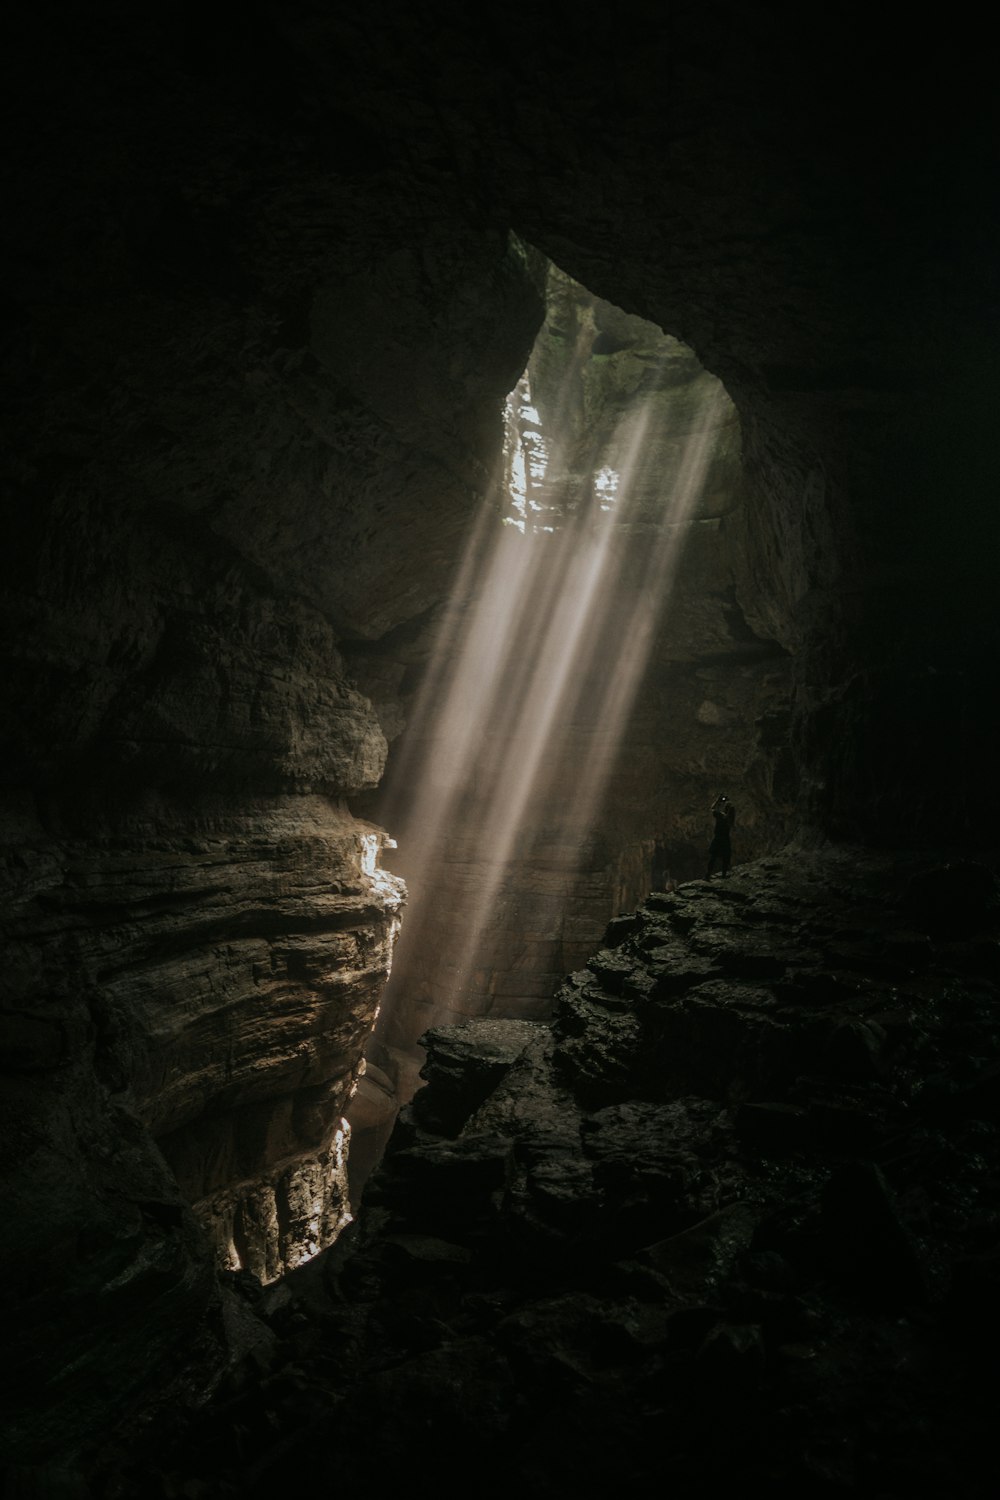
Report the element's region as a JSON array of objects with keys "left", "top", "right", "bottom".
[{"left": 2, "top": 3, "right": 999, "bottom": 1494}]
